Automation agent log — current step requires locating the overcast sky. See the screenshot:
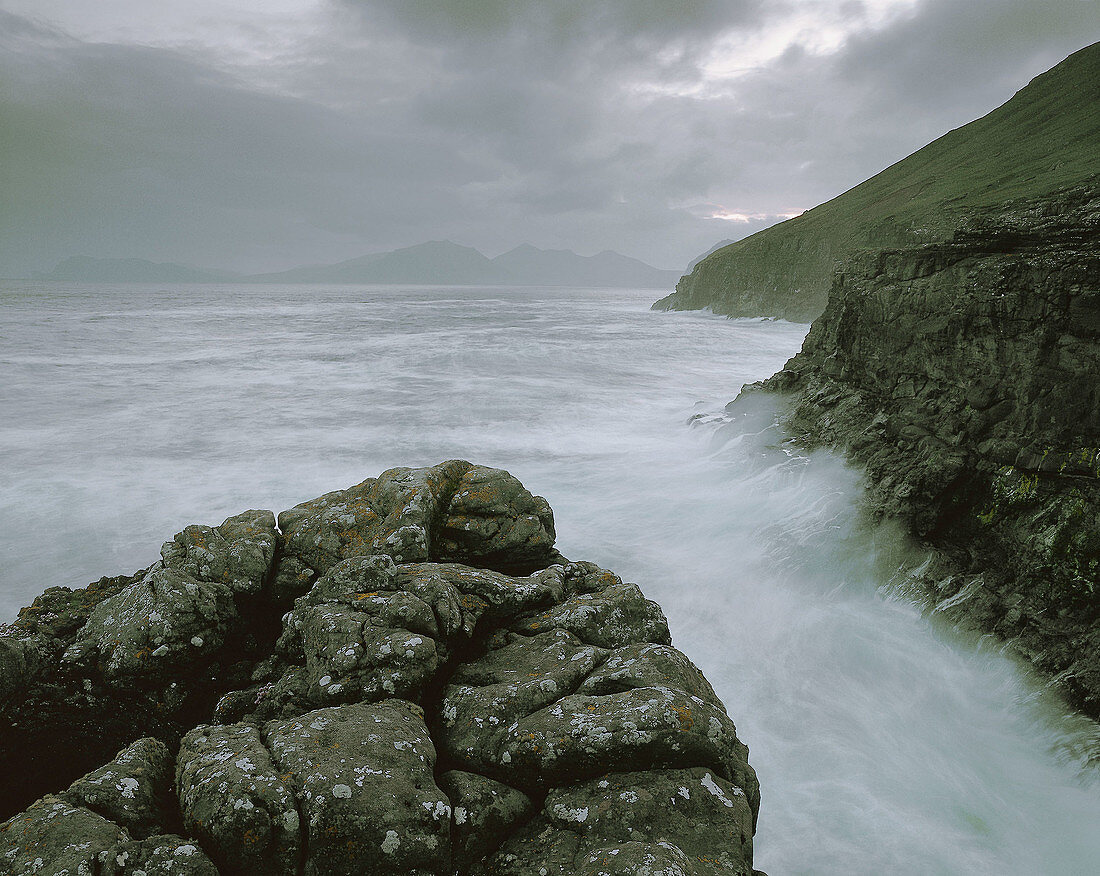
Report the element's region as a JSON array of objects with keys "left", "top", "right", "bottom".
[{"left": 0, "top": 0, "right": 1096, "bottom": 276}]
